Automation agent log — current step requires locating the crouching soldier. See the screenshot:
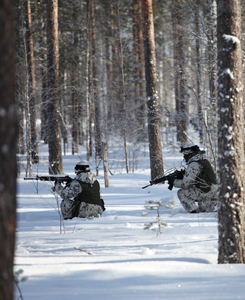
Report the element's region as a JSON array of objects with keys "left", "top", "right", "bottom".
[
  {"left": 173, "top": 145, "right": 218, "bottom": 213},
  {"left": 54, "top": 161, "right": 105, "bottom": 219}
]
